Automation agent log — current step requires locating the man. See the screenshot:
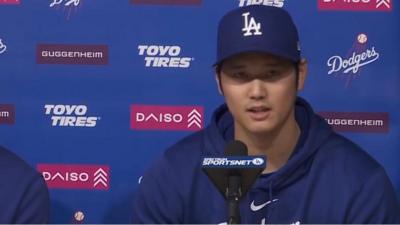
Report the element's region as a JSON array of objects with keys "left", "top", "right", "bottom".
[
  {"left": 132, "top": 5, "right": 400, "bottom": 224},
  {"left": 0, "top": 145, "right": 50, "bottom": 223}
]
